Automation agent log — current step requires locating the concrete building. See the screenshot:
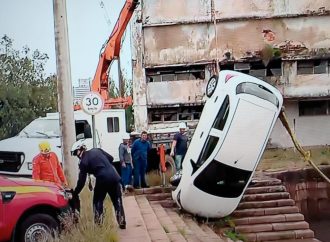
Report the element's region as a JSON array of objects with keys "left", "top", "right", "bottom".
[
  {"left": 131, "top": 0, "right": 330, "bottom": 147},
  {"left": 73, "top": 78, "right": 91, "bottom": 105}
]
